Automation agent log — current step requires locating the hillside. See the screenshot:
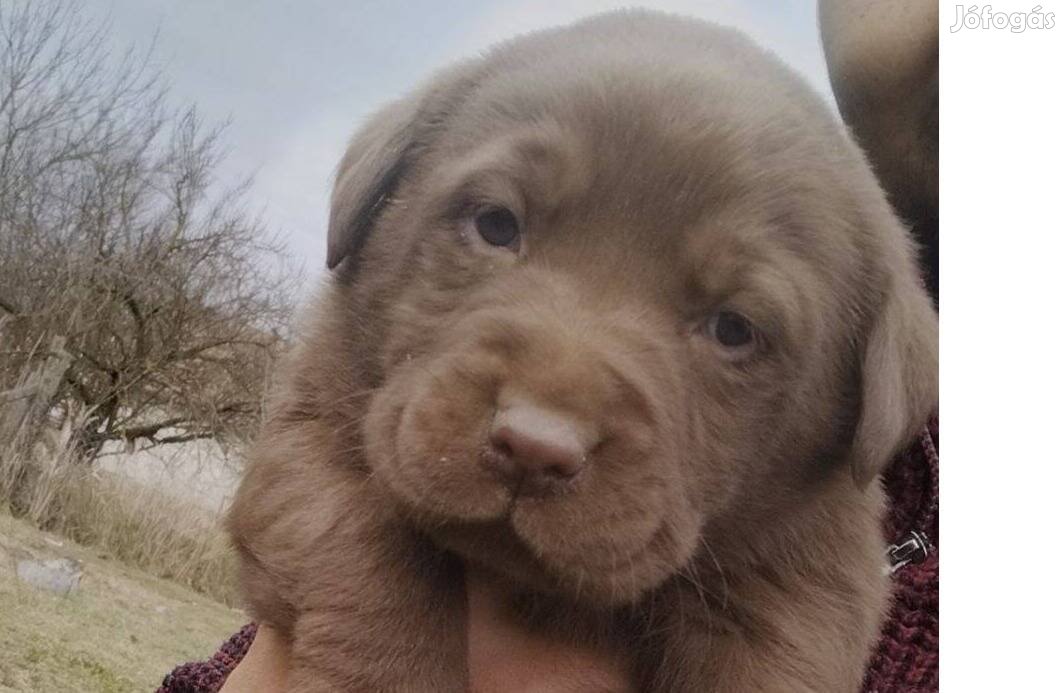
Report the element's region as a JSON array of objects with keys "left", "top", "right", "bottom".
[{"left": 0, "top": 513, "right": 246, "bottom": 692}]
